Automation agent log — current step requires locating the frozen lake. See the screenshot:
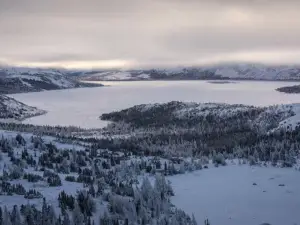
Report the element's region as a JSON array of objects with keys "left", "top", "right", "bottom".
[
  {"left": 169, "top": 164, "right": 300, "bottom": 225},
  {"left": 11, "top": 80, "right": 300, "bottom": 128}
]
